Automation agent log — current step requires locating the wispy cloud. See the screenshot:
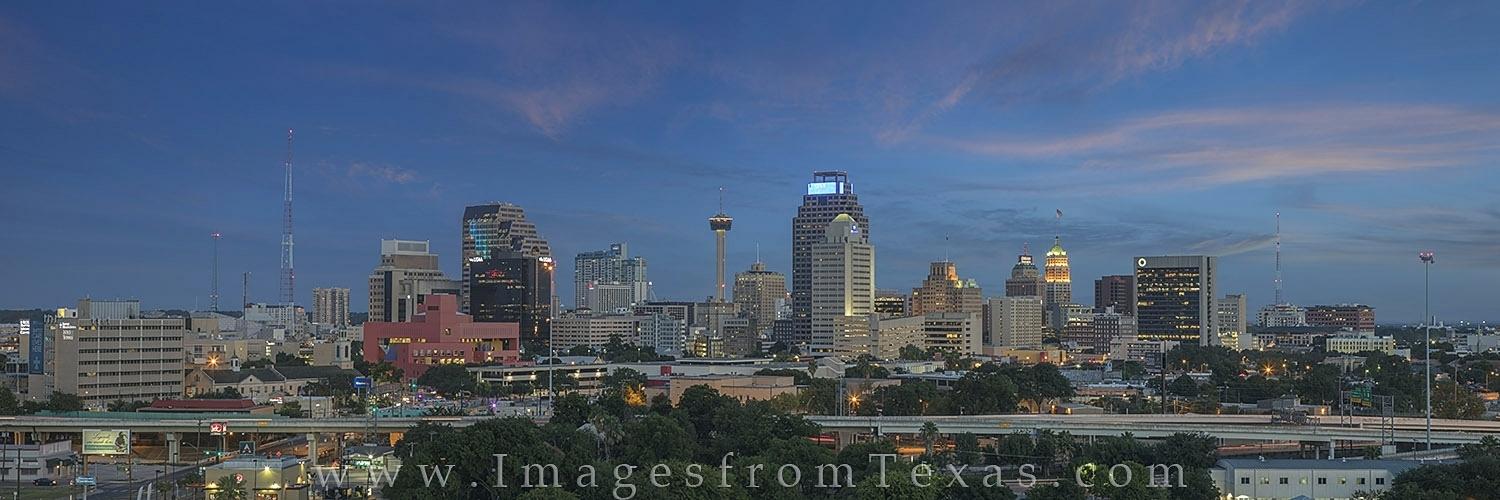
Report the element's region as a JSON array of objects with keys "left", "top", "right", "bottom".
[{"left": 935, "top": 105, "right": 1500, "bottom": 188}]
